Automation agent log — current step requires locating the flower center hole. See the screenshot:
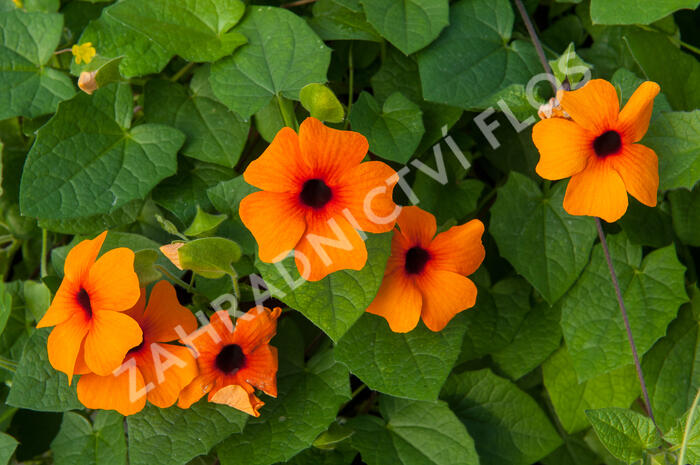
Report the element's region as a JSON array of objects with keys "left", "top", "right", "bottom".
[
  {"left": 300, "top": 179, "right": 332, "bottom": 208},
  {"left": 593, "top": 130, "right": 622, "bottom": 157},
  {"left": 215, "top": 344, "right": 246, "bottom": 374},
  {"left": 77, "top": 288, "right": 92, "bottom": 318},
  {"left": 405, "top": 246, "right": 430, "bottom": 275}
]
